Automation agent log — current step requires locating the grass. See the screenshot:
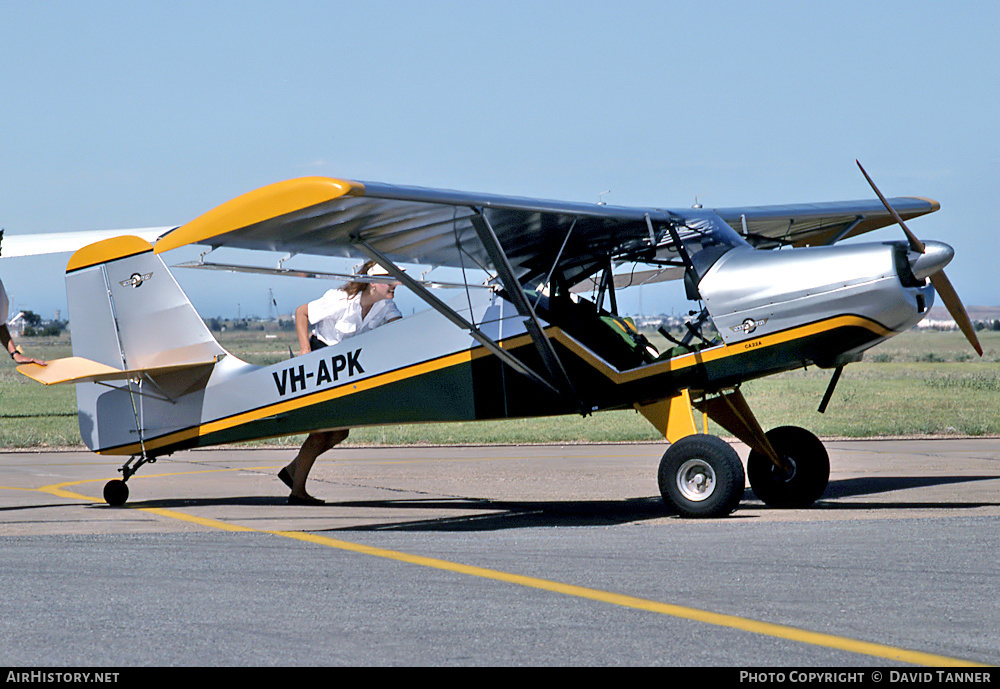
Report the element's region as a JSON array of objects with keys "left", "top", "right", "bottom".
[
  {"left": 2, "top": 328, "right": 998, "bottom": 449},
  {"left": 721, "top": 329, "right": 1000, "bottom": 438}
]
